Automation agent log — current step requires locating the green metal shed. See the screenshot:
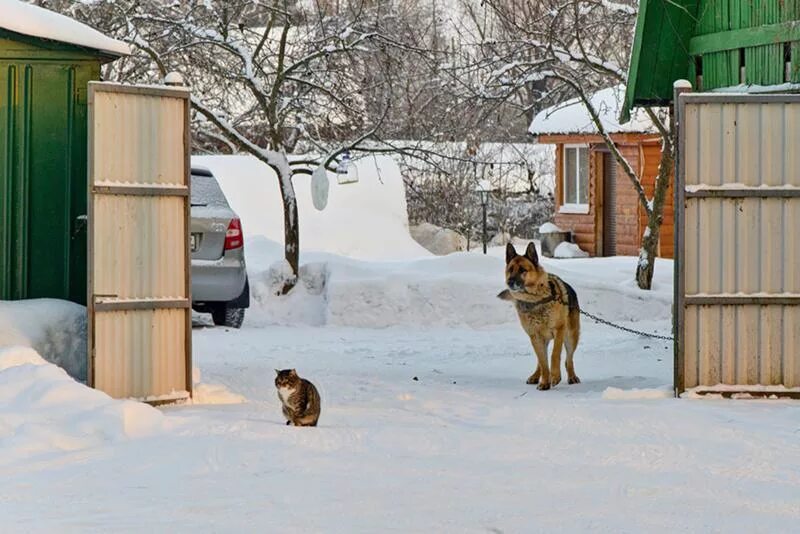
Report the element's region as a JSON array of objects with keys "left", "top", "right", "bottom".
[
  {"left": 0, "top": 1, "right": 129, "bottom": 304},
  {"left": 623, "top": 0, "right": 800, "bottom": 120}
]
